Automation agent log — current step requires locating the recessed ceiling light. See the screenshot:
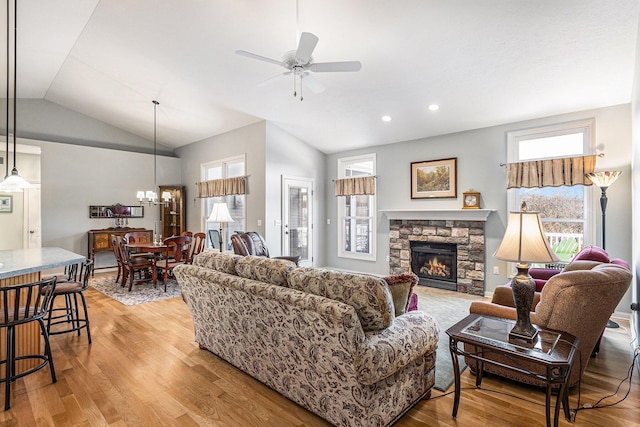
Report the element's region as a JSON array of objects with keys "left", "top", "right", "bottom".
[
  {"left": 428, "top": 104, "right": 440, "bottom": 111},
  {"left": 381, "top": 115, "right": 392, "bottom": 122}
]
